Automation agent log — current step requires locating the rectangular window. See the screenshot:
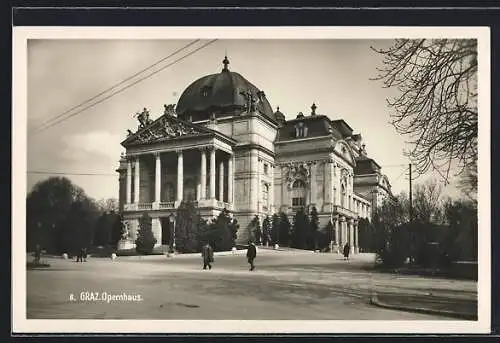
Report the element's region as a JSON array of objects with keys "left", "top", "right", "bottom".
[
  {"left": 264, "top": 164, "right": 268, "bottom": 175},
  {"left": 292, "top": 197, "right": 306, "bottom": 207}
]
